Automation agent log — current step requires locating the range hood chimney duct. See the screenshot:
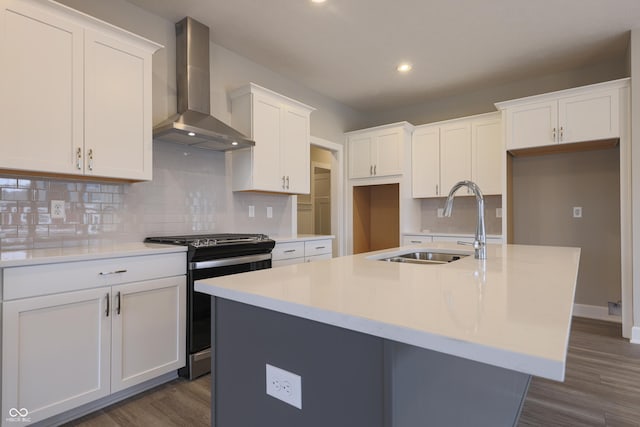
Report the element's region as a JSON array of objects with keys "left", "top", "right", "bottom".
[{"left": 153, "top": 17, "right": 255, "bottom": 150}]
